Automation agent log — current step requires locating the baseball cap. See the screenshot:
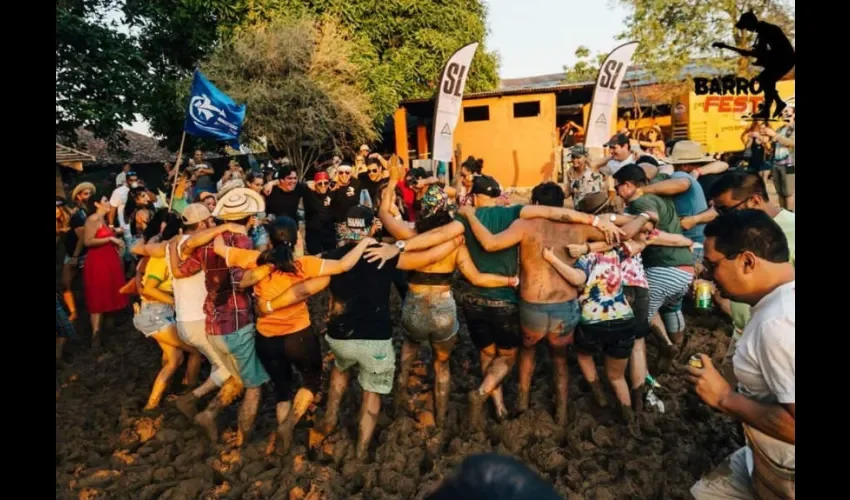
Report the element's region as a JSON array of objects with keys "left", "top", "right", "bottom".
[
  {"left": 359, "top": 144, "right": 370, "bottom": 152},
  {"left": 212, "top": 187, "right": 266, "bottom": 221},
  {"left": 604, "top": 133, "right": 630, "bottom": 147},
  {"left": 470, "top": 175, "right": 502, "bottom": 197},
  {"left": 345, "top": 205, "right": 374, "bottom": 230},
  {"left": 570, "top": 144, "right": 589, "bottom": 157},
  {"left": 181, "top": 203, "right": 212, "bottom": 225},
  {"left": 635, "top": 155, "right": 660, "bottom": 168}
]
